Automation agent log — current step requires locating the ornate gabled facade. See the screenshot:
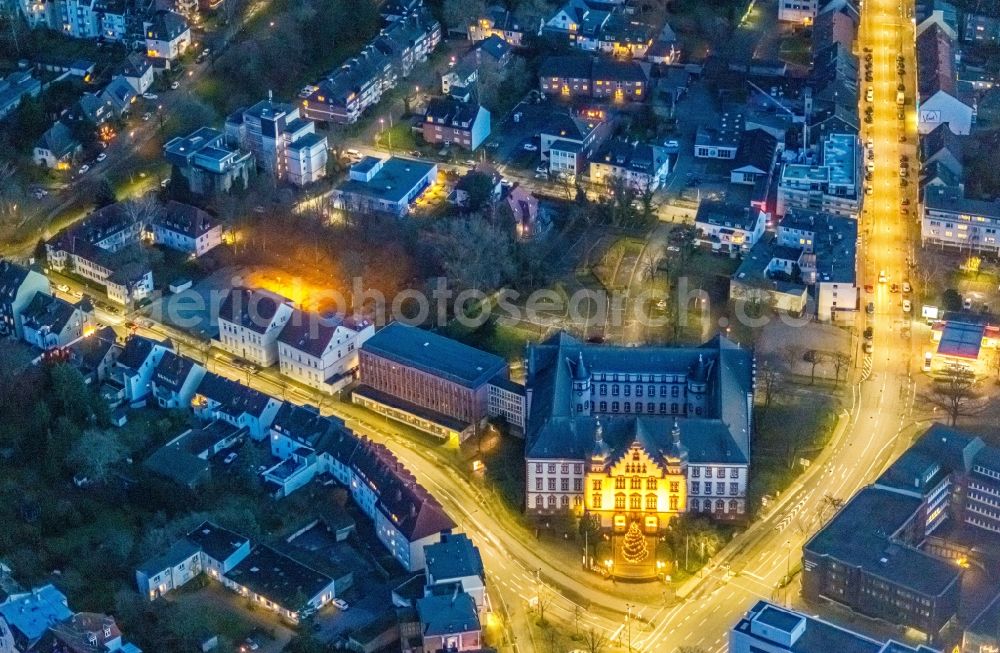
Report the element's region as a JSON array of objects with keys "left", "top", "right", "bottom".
[{"left": 524, "top": 332, "right": 753, "bottom": 527}]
